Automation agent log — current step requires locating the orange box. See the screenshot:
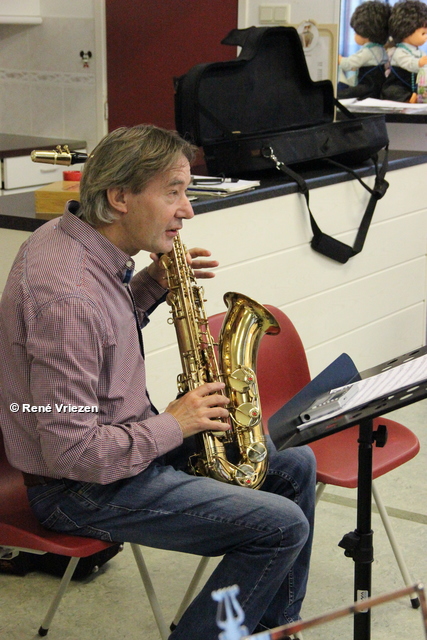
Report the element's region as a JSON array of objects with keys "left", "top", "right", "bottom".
[{"left": 35, "top": 181, "right": 80, "bottom": 217}]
